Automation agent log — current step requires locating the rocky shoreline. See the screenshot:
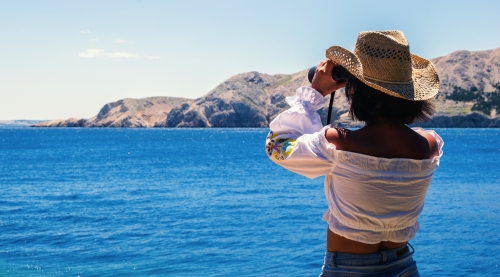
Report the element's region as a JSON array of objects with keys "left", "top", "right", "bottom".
[{"left": 31, "top": 112, "right": 500, "bottom": 129}]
